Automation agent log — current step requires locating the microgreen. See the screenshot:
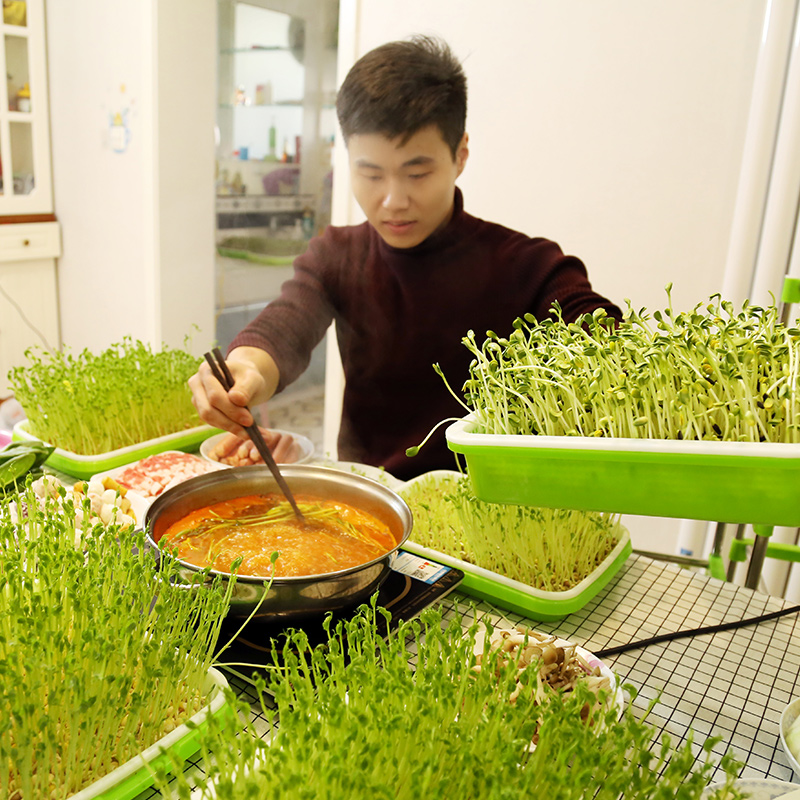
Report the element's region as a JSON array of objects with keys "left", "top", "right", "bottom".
[
  {"left": 402, "top": 473, "right": 621, "bottom": 591},
  {"left": 448, "top": 286, "right": 800, "bottom": 443},
  {"left": 7, "top": 336, "right": 203, "bottom": 454},
  {"left": 0, "top": 483, "right": 234, "bottom": 798},
  {"left": 152, "top": 602, "right": 745, "bottom": 799}
]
